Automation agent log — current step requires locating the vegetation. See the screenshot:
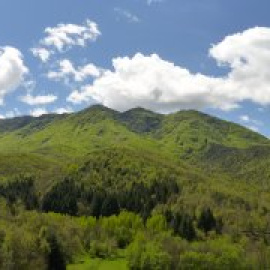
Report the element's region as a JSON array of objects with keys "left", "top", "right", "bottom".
[{"left": 0, "top": 105, "right": 270, "bottom": 269}]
